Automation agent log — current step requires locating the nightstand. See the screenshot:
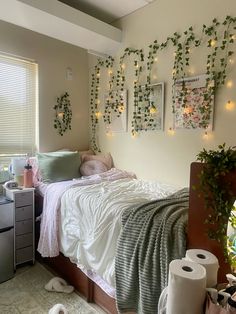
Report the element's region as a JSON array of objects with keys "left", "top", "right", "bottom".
[{"left": 5, "top": 188, "right": 35, "bottom": 269}]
